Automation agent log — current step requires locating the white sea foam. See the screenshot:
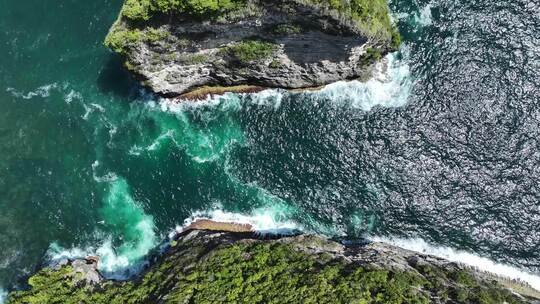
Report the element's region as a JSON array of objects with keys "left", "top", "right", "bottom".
[
  {"left": 394, "top": 2, "right": 434, "bottom": 28},
  {"left": 64, "top": 89, "right": 82, "bottom": 104},
  {"left": 0, "top": 288, "right": 6, "bottom": 304},
  {"left": 46, "top": 177, "right": 157, "bottom": 279},
  {"left": 47, "top": 206, "right": 295, "bottom": 280},
  {"left": 177, "top": 205, "right": 299, "bottom": 236},
  {"left": 156, "top": 92, "right": 244, "bottom": 114},
  {"left": 245, "top": 89, "right": 285, "bottom": 109},
  {"left": 47, "top": 240, "right": 149, "bottom": 280},
  {"left": 82, "top": 103, "right": 106, "bottom": 120},
  {"left": 91, "top": 160, "right": 118, "bottom": 183},
  {"left": 129, "top": 130, "right": 176, "bottom": 156},
  {"left": 373, "top": 236, "right": 540, "bottom": 291},
  {"left": 156, "top": 49, "right": 411, "bottom": 113},
  {"left": 312, "top": 50, "right": 412, "bottom": 110},
  {"left": 6, "top": 83, "right": 58, "bottom": 100},
  {"left": 53, "top": 168, "right": 158, "bottom": 279},
  {"left": 416, "top": 3, "right": 434, "bottom": 26}
]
